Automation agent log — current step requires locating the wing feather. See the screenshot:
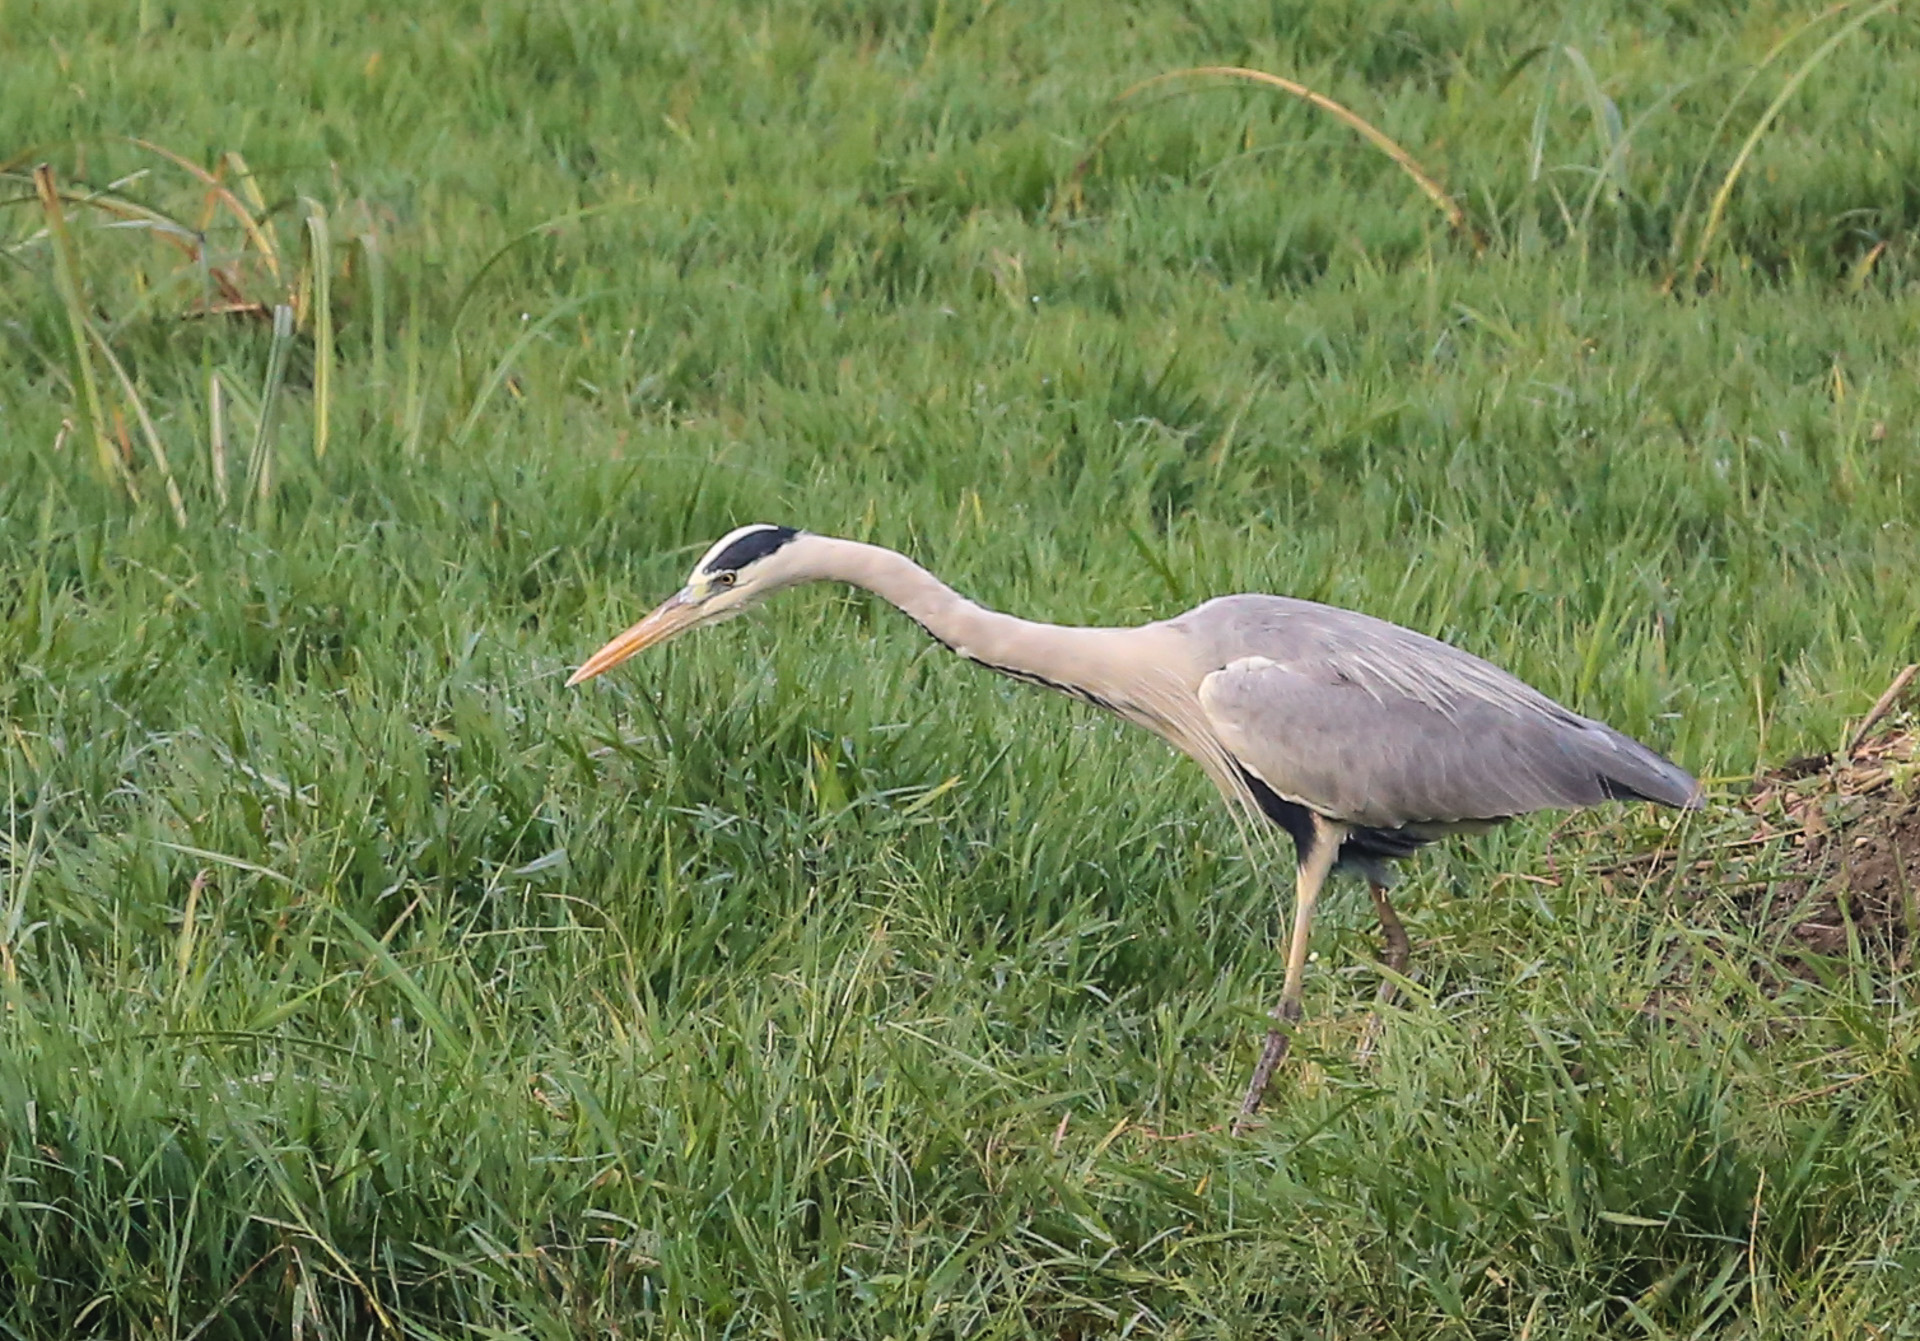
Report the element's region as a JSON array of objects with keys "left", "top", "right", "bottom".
[{"left": 1185, "top": 597, "right": 1697, "bottom": 829}]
